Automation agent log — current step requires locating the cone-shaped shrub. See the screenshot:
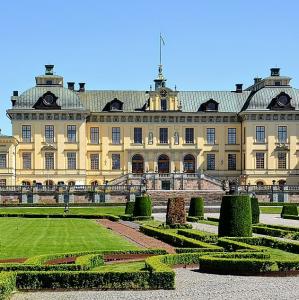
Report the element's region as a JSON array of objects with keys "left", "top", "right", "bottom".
[
  {"left": 281, "top": 204, "right": 298, "bottom": 217},
  {"left": 166, "top": 197, "right": 186, "bottom": 225},
  {"left": 125, "top": 201, "right": 135, "bottom": 215},
  {"left": 218, "top": 195, "right": 252, "bottom": 237},
  {"left": 188, "top": 197, "right": 204, "bottom": 218},
  {"left": 251, "top": 197, "right": 260, "bottom": 224},
  {"left": 133, "top": 195, "right": 152, "bottom": 217}
]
